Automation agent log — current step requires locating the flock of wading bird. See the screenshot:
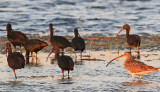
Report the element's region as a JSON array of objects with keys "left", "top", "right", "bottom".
[{"left": 5, "top": 23, "right": 159, "bottom": 81}]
